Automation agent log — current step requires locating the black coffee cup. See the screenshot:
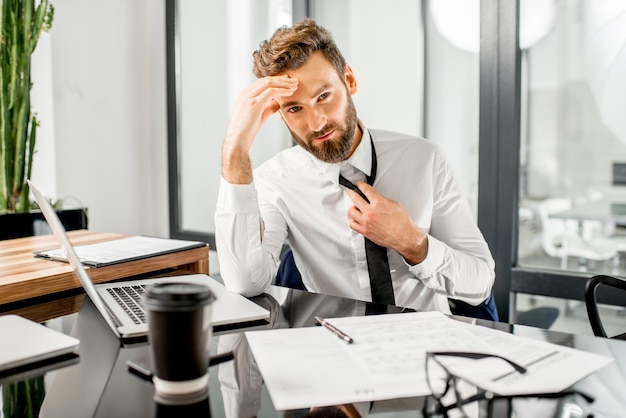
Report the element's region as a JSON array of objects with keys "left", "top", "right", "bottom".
[{"left": 144, "top": 282, "right": 215, "bottom": 396}]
